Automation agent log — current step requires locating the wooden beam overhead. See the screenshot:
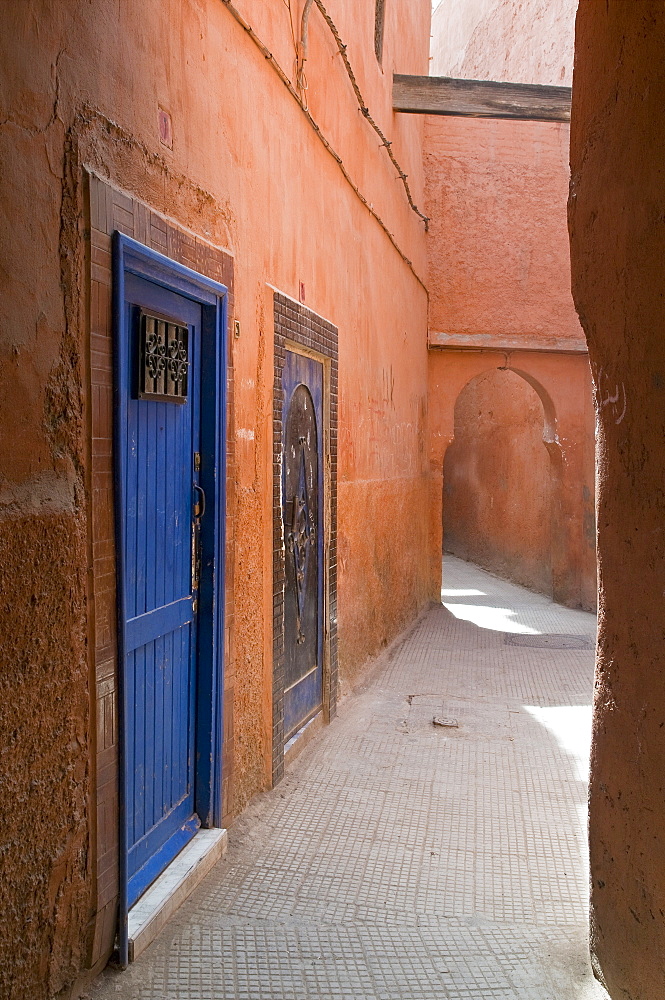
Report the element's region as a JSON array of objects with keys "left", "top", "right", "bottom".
[{"left": 393, "top": 74, "right": 571, "bottom": 123}]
